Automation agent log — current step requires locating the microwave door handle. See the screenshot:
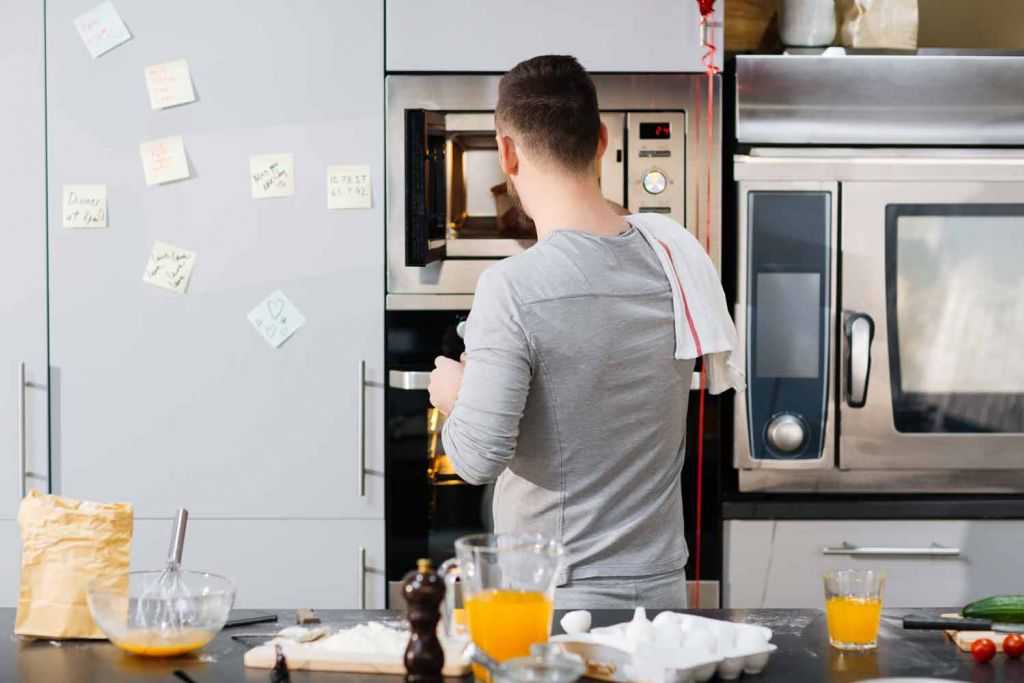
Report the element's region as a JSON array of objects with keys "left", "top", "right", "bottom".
[
  {"left": 846, "top": 313, "right": 875, "bottom": 408},
  {"left": 388, "top": 370, "right": 432, "bottom": 391}
]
